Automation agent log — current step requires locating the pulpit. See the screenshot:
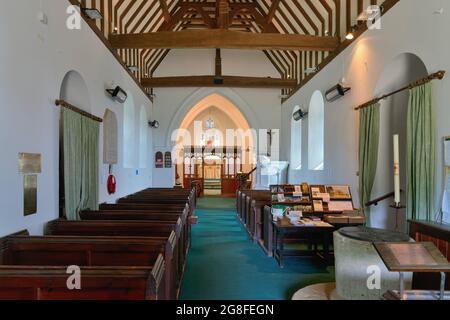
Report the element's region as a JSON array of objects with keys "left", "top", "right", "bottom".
[{"left": 254, "top": 156, "right": 289, "bottom": 190}]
